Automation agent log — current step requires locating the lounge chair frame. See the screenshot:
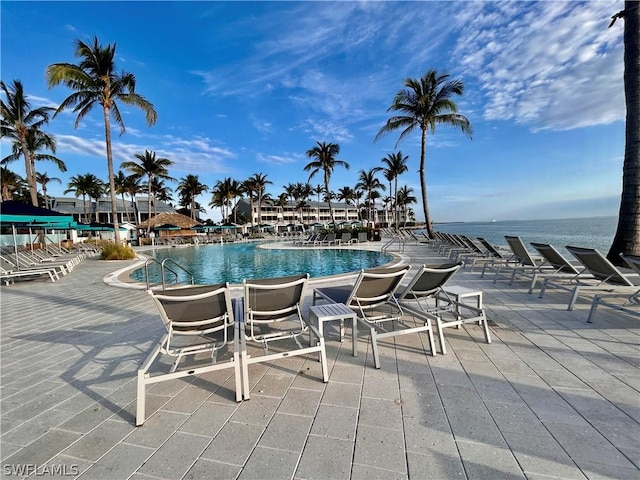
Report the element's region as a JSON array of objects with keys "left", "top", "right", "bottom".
[
  {"left": 587, "top": 254, "right": 640, "bottom": 323},
  {"left": 539, "top": 246, "right": 639, "bottom": 310},
  {"left": 313, "top": 265, "right": 414, "bottom": 368},
  {"left": 397, "top": 262, "right": 490, "bottom": 354},
  {"left": 137, "top": 284, "right": 242, "bottom": 426},
  {"left": 240, "top": 274, "right": 328, "bottom": 400}
]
